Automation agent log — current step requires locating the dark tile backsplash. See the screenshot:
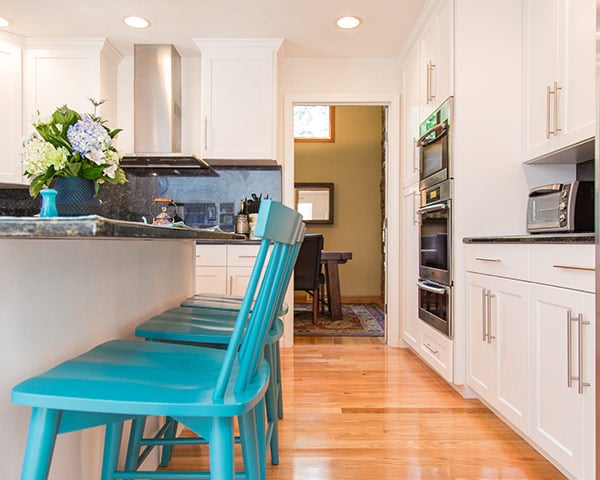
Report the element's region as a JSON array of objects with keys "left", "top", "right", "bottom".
[
  {"left": 0, "top": 166, "right": 282, "bottom": 229},
  {"left": 576, "top": 159, "right": 594, "bottom": 181}
]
